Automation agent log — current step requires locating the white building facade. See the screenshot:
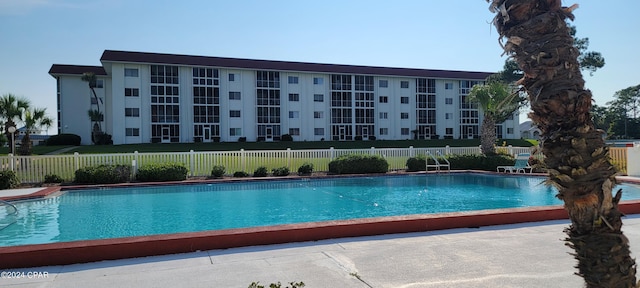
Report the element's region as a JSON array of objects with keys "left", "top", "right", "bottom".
[{"left": 49, "top": 50, "right": 520, "bottom": 145}]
